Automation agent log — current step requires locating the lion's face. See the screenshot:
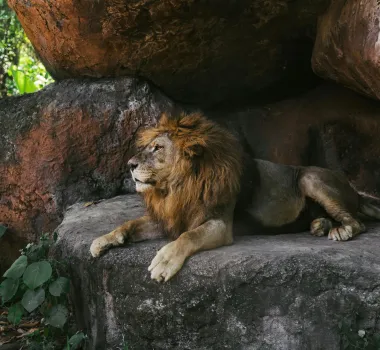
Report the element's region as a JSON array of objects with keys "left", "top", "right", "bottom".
[{"left": 128, "top": 134, "right": 176, "bottom": 192}]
